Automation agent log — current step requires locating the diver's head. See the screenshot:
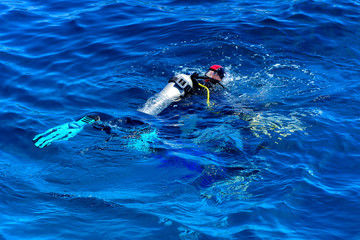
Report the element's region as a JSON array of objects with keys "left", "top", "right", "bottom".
[{"left": 205, "top": 65, "right": 225, "bottom": 82}]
